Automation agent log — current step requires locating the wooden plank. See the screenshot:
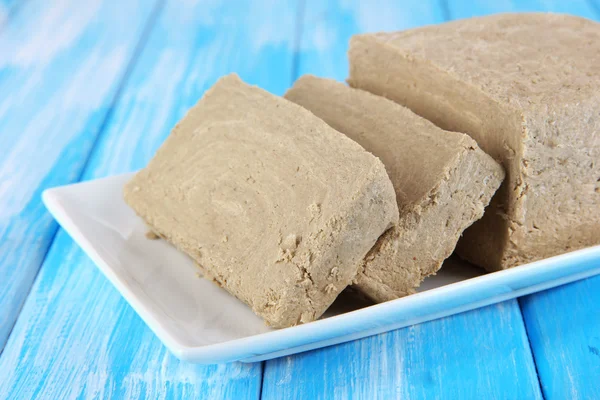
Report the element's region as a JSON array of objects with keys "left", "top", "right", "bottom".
[
  {"left": 520, "top": 277, "right": 600, "bottom": 400},
  {"left": 296, "top": 0, "right": 446, "bottom": 81},
  {"left": 262, "top": 303, "right": 541, "bottom": 399},
  {"left": 0, "top": 232, "right": 264, "bottom": 400},
  {"left": 0, "top": 0, "right": 297, "bottom": 398},
  {"left": 445, "top": 2, "right": 600, "bottom": 399},
  {"left": 0, "top": 0, "right": 160, "bottom": 350},
  {"left": 0, "top": 0, "right": 18, "bottom": 26},
  {"left": 261, "top": 1, "right": 543, "bottom": 398}
]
